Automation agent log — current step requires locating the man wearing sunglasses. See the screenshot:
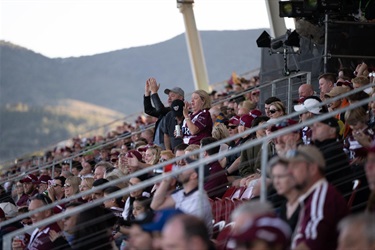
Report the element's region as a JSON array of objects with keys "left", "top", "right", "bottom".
[{"left": 283, "top": 145, "right": 348, "bottom": 250}]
